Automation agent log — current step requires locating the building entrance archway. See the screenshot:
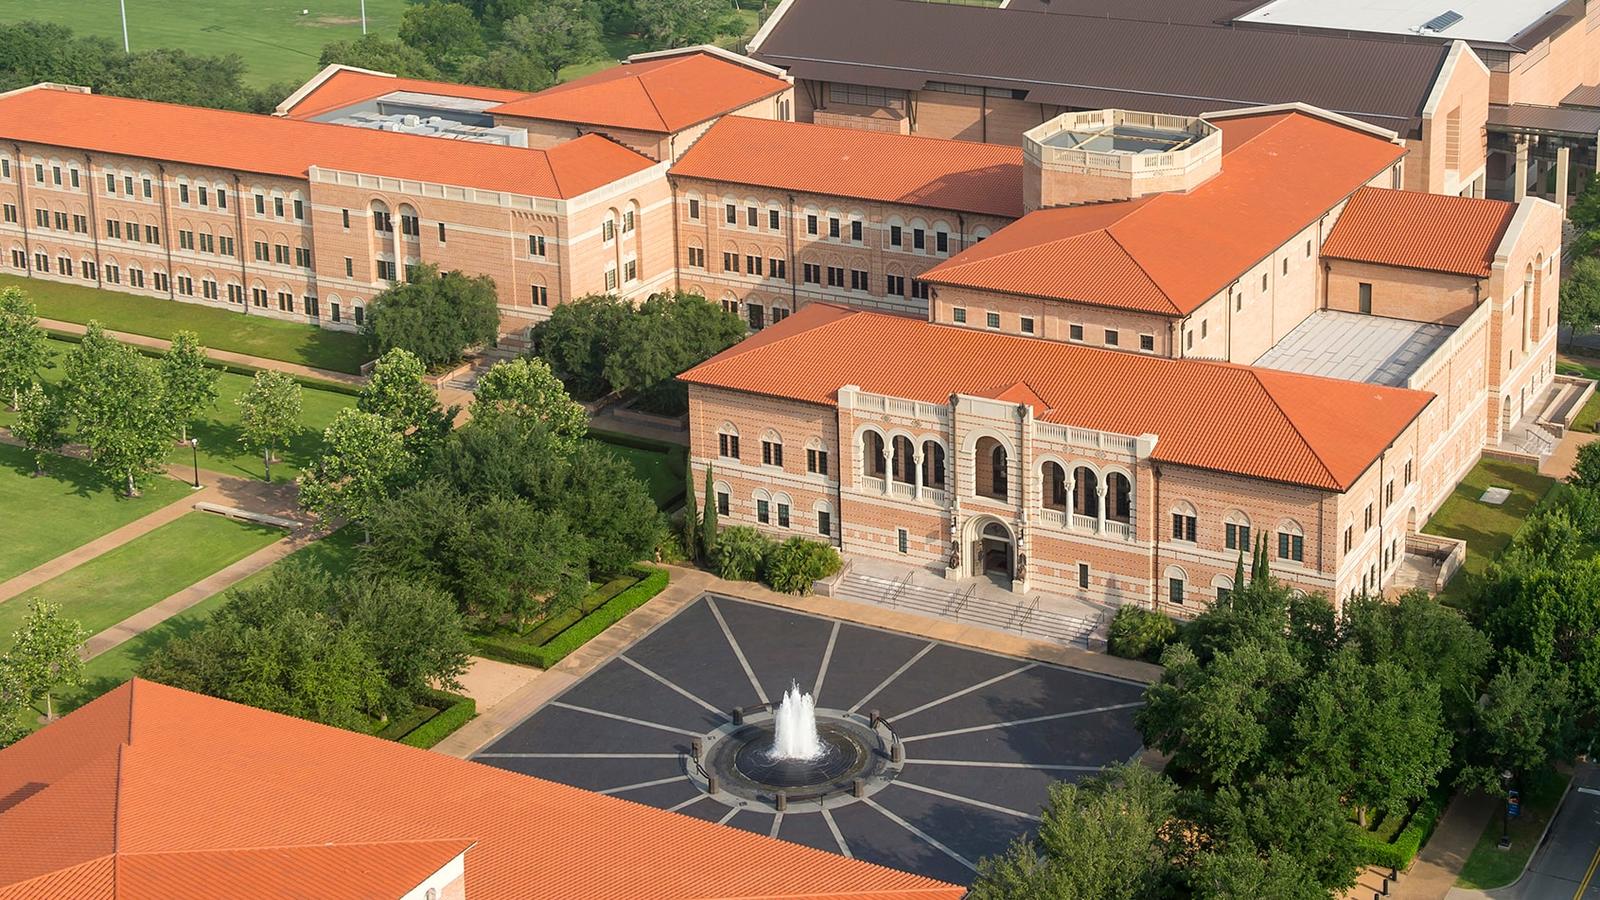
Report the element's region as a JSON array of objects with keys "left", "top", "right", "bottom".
[{"left": 977, "top": 520, "right": 1013, "bottom": 582}]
